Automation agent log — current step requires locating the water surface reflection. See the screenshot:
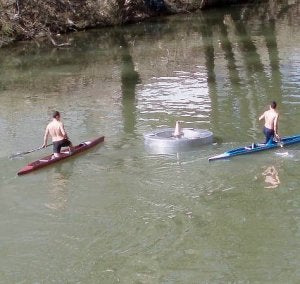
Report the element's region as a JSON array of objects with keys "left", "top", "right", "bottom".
[
  {"left": 262, "top": 165, "right": 280, "bottom": 189},
  {"left": 45, "top": 164, "right": 73, "bottom": 211}
]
